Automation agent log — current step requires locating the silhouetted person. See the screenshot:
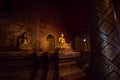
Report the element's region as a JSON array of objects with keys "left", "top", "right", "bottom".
[
  {"left": 30, "top": 52, "right": 39, "bottom": 80},
  {"left": 53, "top": 49, "right": 59, "bottom": 80},
  {"left": 41, "top": 52, "right": 49, "bottom": 80}
]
